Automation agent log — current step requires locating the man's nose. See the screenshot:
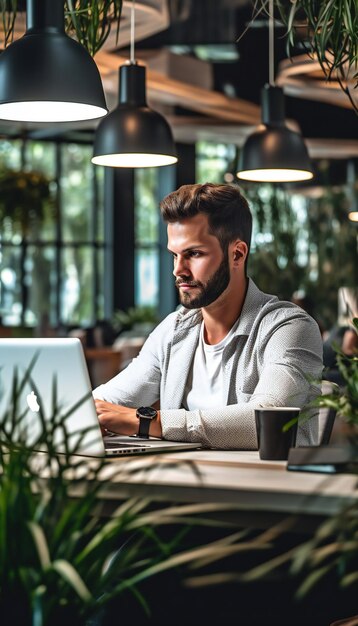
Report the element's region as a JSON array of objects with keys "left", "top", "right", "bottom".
[{"left": 173, "top": 256, "right": 190, "bottom": 277}]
